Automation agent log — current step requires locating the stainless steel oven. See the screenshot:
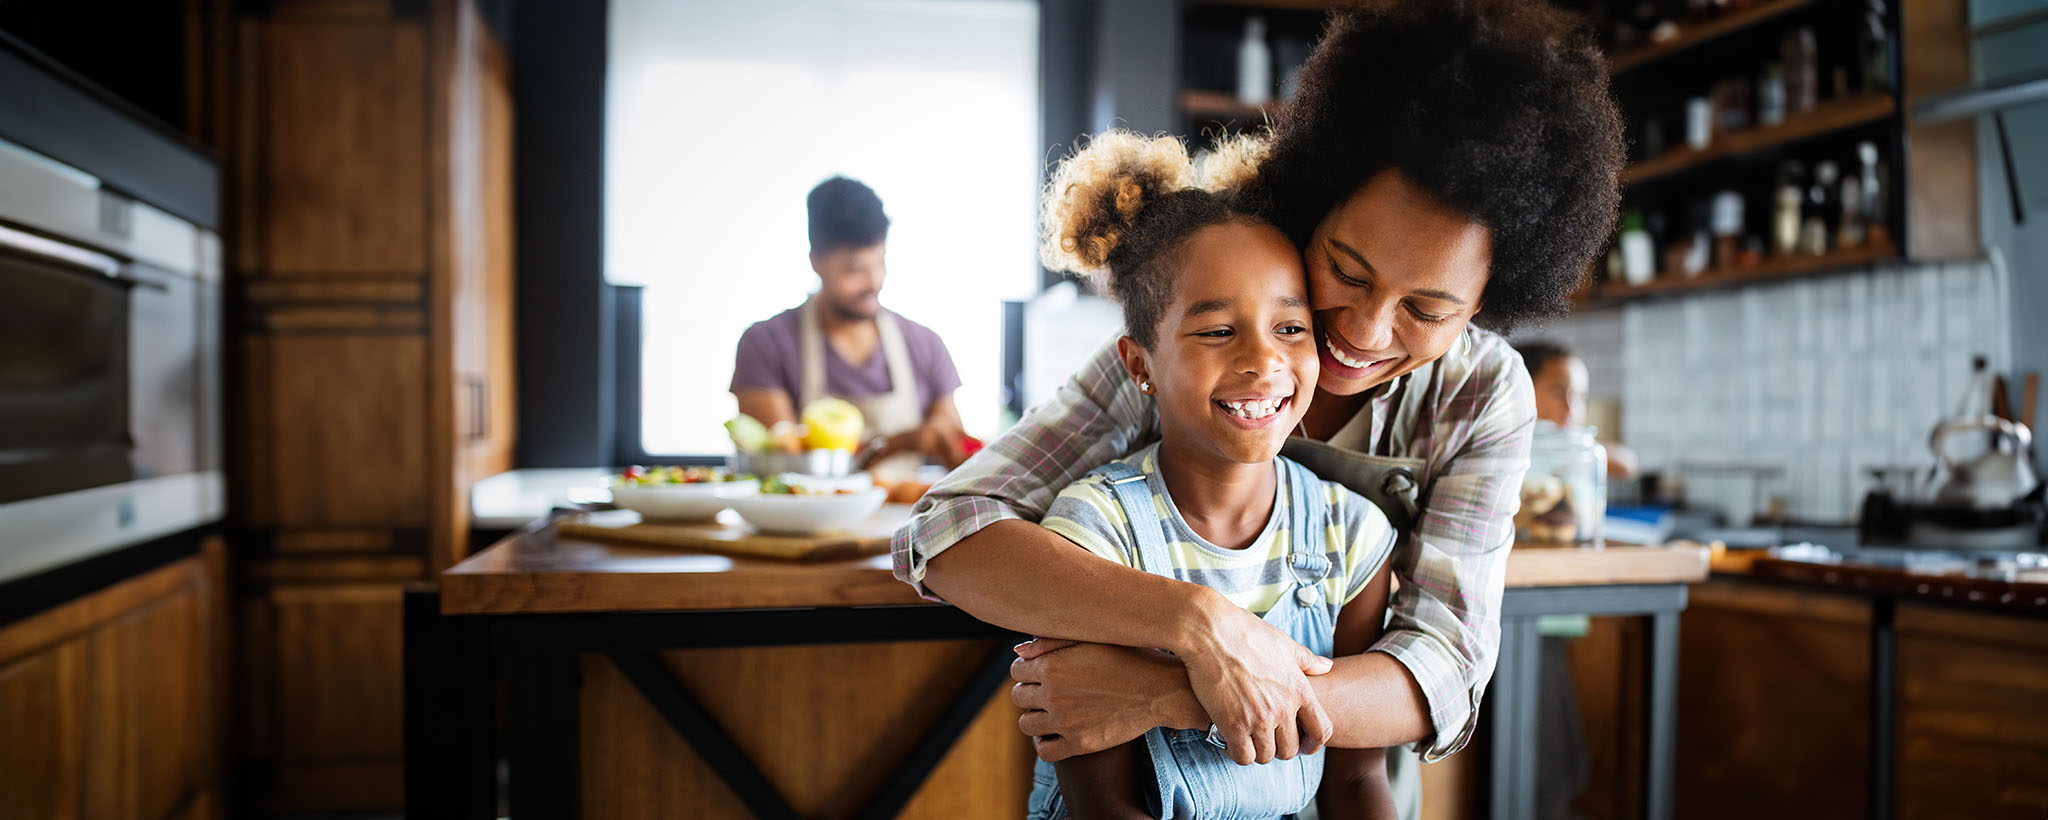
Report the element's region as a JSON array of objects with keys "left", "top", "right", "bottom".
[{"left": 0, "top": 136, "right": 221, "bottom": 578}]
